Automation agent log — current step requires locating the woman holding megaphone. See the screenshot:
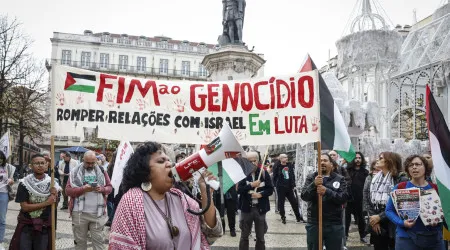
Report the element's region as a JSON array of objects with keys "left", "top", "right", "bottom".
[{"left": 109, "top": 141, "right": 223, "bottom": 250}]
